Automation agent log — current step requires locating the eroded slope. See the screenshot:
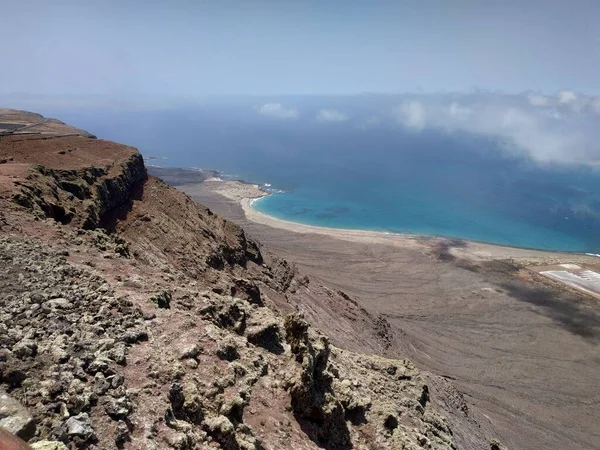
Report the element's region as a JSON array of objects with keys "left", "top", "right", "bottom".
[{"left": 0, "top": 111, "right": 491, "bottom": 449}]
